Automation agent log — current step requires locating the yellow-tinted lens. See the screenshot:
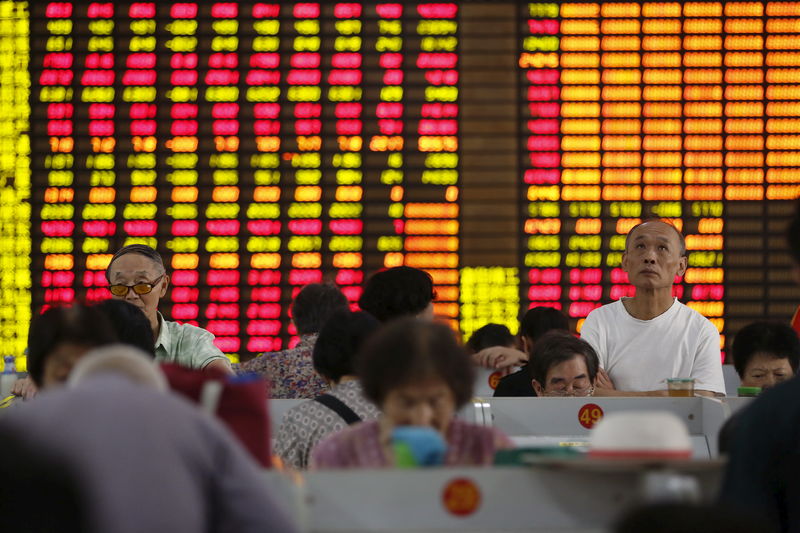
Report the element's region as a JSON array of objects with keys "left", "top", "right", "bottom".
[
  {"left": 109, "top": 285, "right": 130, "bottom": 297},
  {"left": 132, "top": 283, "right": 154, "bottom": 295}
]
